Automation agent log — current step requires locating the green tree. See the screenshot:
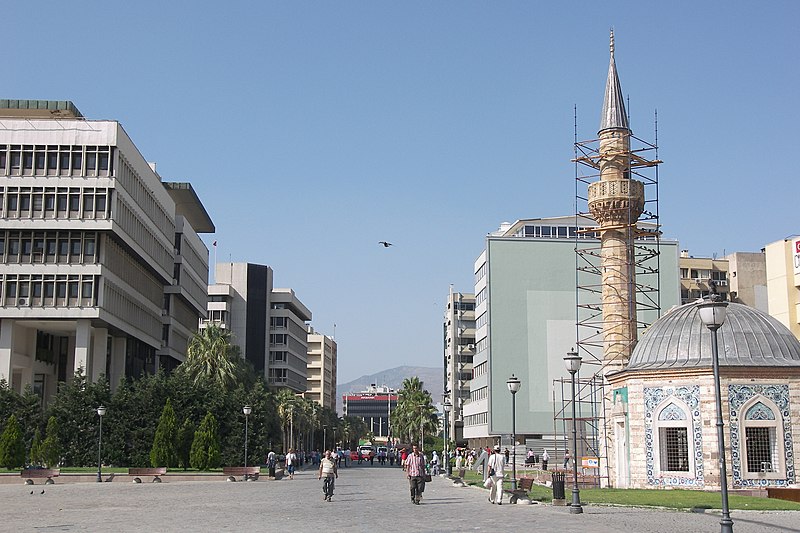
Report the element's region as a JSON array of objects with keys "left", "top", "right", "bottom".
[
  {"left": 181, "top": 325, "right": 243, "bottom": 389},
  {"left": 40, "top": 416, "right": 60, "bottom": 468},
  {"left": 177, "top": 418, "right": 195, "bottom": 470},
  {"left": 29, "top": 429, "right": 43, "bottom": 466},
  {"left": 190, "top": 412, "right": 221, "bottom": 470},
  {"left": 390, "top": 377, "right": 438, "bottom": 448},
  {"left": 150, "top": 398, "right": 178, "bottom": 467},
  {"left": 0, "top": 414, "right": 26, "bottom": 468}
]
